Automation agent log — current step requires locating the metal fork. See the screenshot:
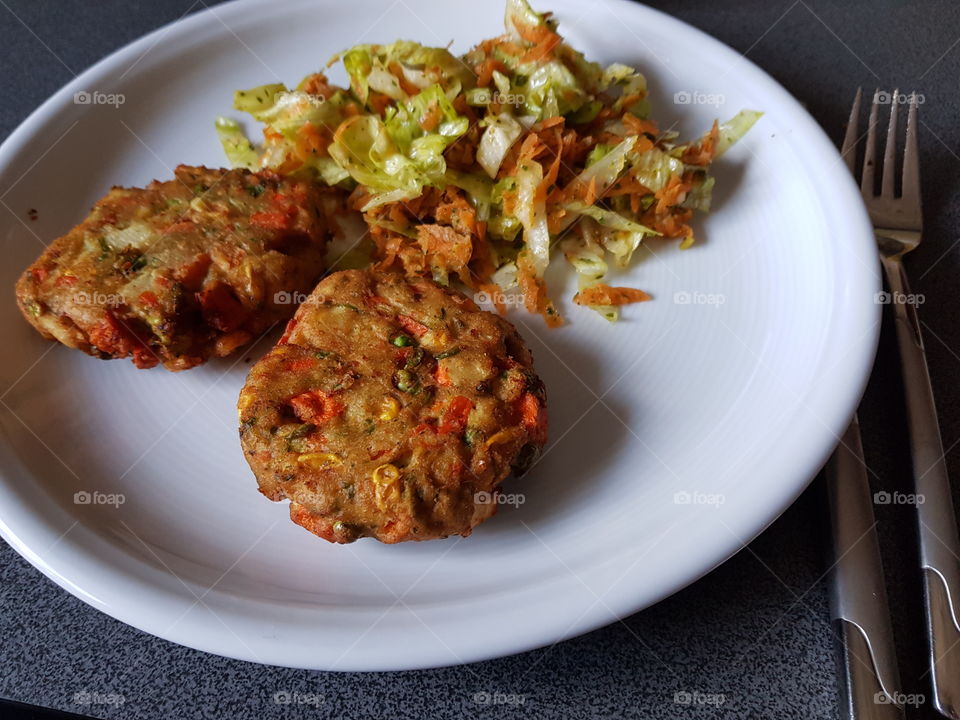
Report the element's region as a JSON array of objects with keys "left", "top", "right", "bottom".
[{"left": 844, "top": 88, "right": 960, "bottom": 719}]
